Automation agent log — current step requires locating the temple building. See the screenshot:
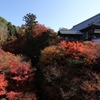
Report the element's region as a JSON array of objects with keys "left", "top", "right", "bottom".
[{"left": 58, "top": 13, "right": 100, "bottom": 42}]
